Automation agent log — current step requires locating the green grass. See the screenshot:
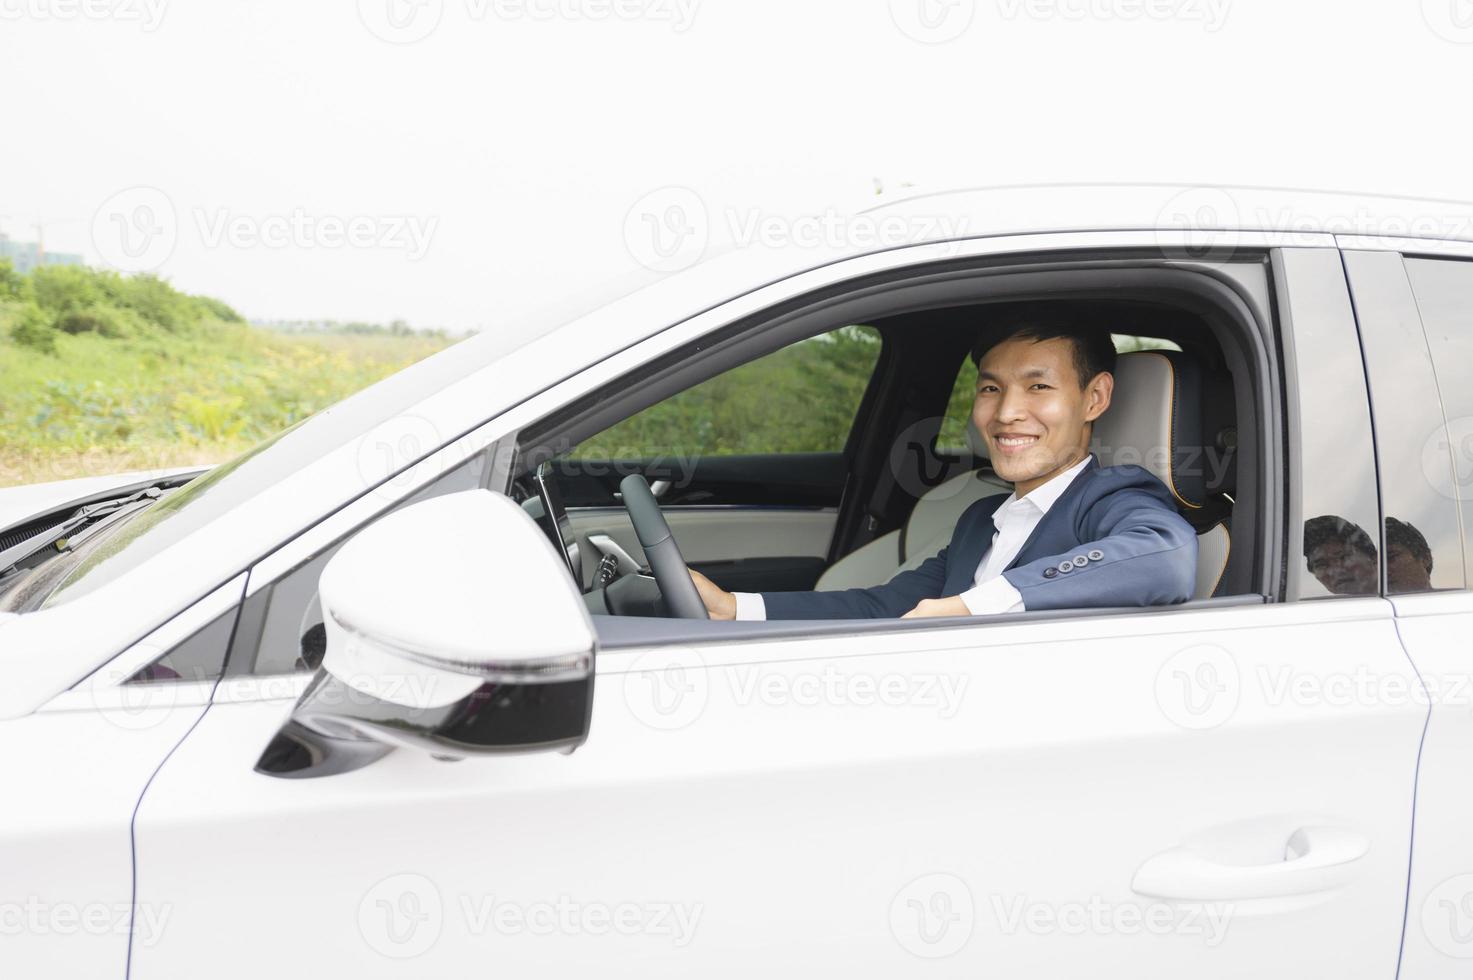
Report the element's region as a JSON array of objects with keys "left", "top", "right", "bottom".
[{"left": 0, "top": 310, "right": 453, "bottom": 487}]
